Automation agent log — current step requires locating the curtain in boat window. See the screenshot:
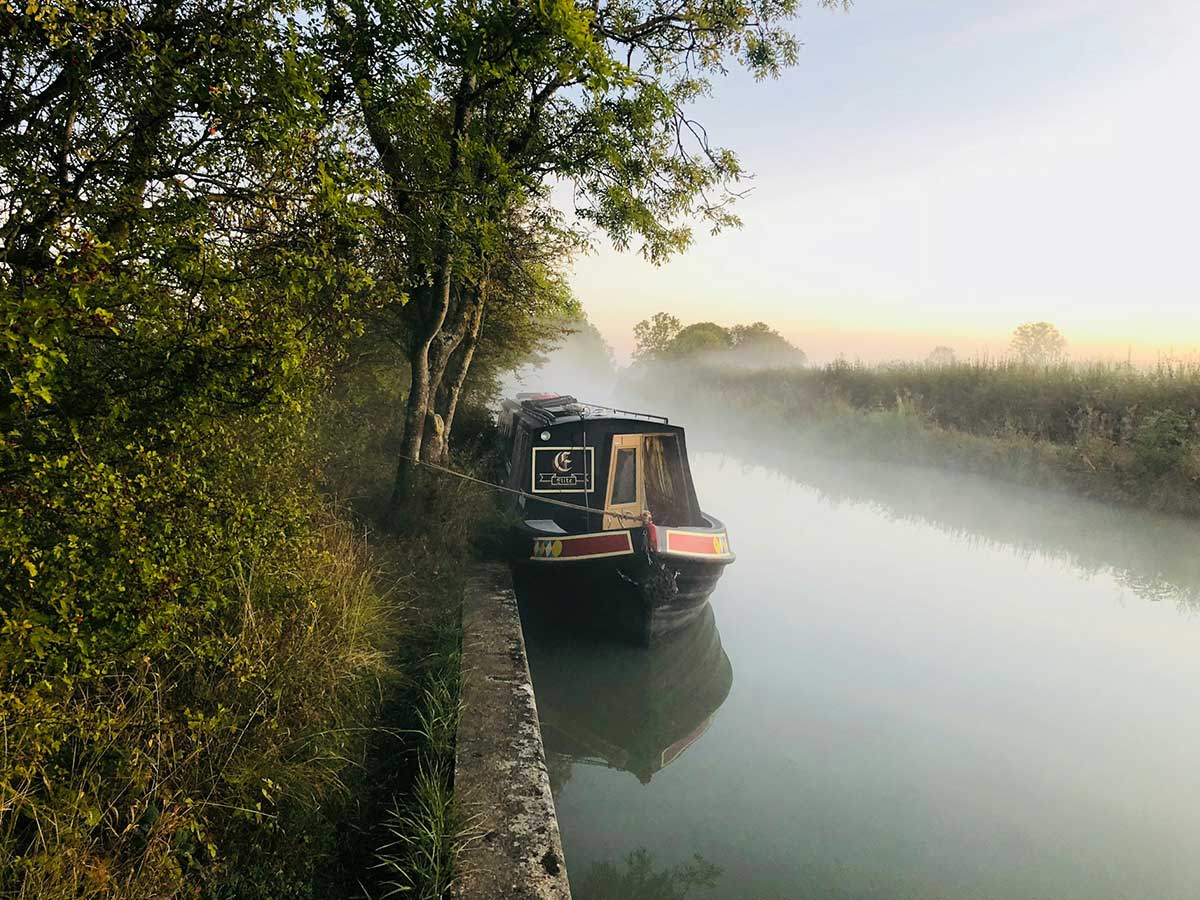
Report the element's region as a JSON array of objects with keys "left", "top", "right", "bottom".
[{"left": 643, "top": 435, "right": 697, "bottom": 526}]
